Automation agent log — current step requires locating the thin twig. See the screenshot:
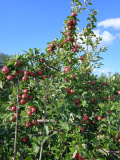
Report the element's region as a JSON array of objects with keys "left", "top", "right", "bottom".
[{"left": 14, "top": 73, "right": 19, "bottom": 160}]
